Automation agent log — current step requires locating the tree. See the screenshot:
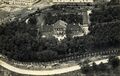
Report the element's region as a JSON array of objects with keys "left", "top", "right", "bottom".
[
  {"left": 98, "top": 62, "right": 107, "bottom": 72},
  {"left": 29, "top": 16, "right": 37, "bottom": 25},
  {"left": 92, "top": 62, "right": 98, "bottom": 71},
  {"left": 81, "top": 64, "right": 91, "bottom": 74},
  {"left": 108, "top": 56, "right": 120, "bottom": 69}
]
